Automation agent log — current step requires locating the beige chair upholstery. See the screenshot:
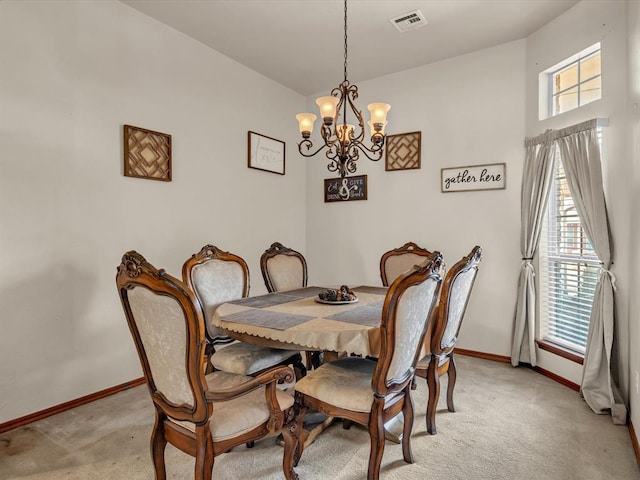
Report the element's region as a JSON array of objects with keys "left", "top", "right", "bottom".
[
  {"left": 116, "top": 251, "right": 299, "bottom": 480},
  {"left": 183, "top": 244, "right": 306, "bottom": 379},
  {"left": 260, "top": 242, "right": 320, "bottom": 369},
  {"left": 379, "top": 241, "right": 432, "bottom": 287},
  {"left": 260, "top": 242, "right": 308, "bottom": 292},
  {"left": 294, "top": 252, "right": 444, "bottom": 480},
  {"left": 415, "top": 245, "right": 482, "bottom": 435}
]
